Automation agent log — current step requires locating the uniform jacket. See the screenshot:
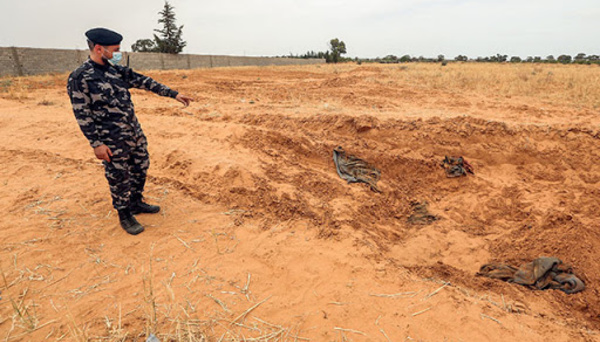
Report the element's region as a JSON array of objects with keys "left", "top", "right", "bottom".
[{"left": 67, "top": 58, "right": 178, "bottom": 148}]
